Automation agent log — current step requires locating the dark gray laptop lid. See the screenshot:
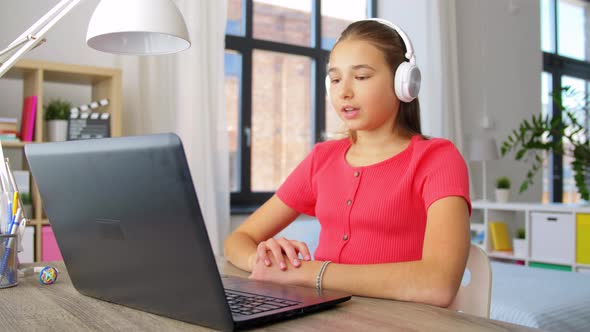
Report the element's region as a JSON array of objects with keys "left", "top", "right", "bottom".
[{"left": 25, "top": 133, "right": 234, "bottom": 331}]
